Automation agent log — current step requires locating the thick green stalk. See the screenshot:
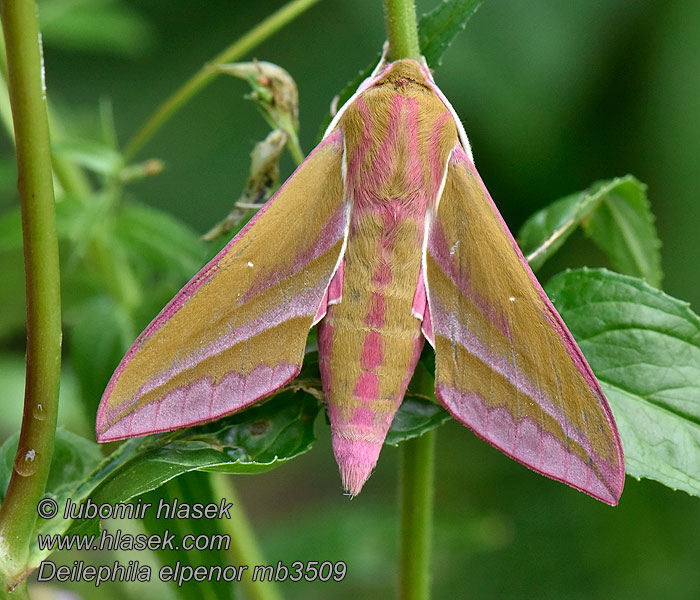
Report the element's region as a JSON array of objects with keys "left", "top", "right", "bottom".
[
  {"left": 383, "top": 0, "right": 421, "bottom": 60},
  {"left": 210, "top": 475, "right": 282, "bottom": 600},
  {"left": 384, "top": 1, "right": 434, "bottom": 596},
  {"left": 399, "top": 430, "right": 436, "bottom": 600},
  {"left": 0, "top": 0, "right": 62, "bottom": 594},
  {"left": 124, "top": 0, "right": 324, "bottom": 160}
]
